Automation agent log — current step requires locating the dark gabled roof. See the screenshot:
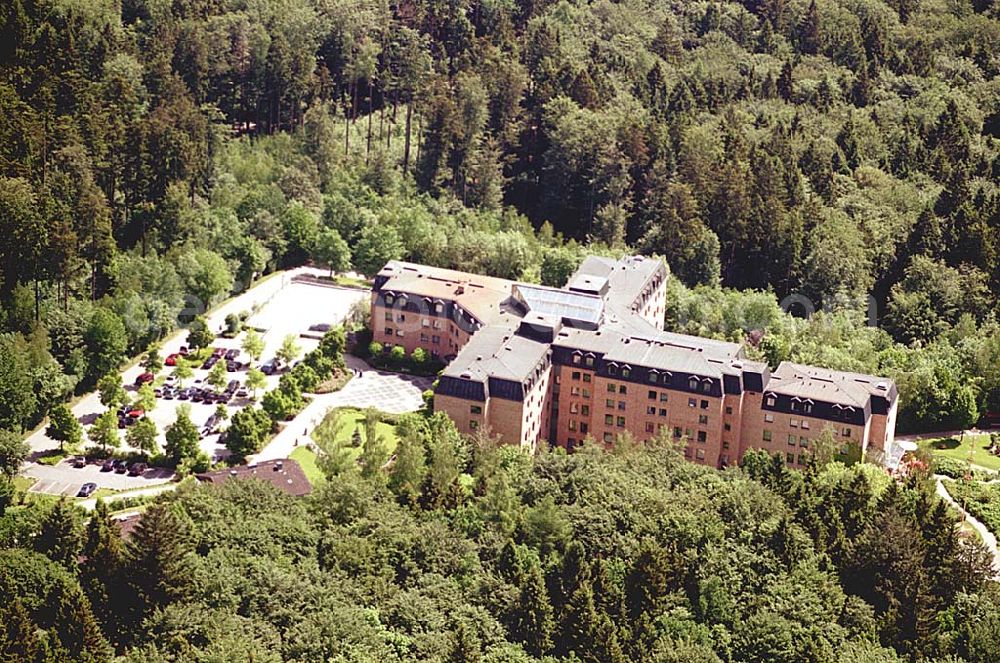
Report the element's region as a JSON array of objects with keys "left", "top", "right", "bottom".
[
  {"left": 441, "top": 315, "right": 551, "bottom": 385},
  {"left": 196, "top": 458, "right": 312, "bottom": 496},
  {"left": 766, "top": 362, "right": 898, "bottom": 408}
]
